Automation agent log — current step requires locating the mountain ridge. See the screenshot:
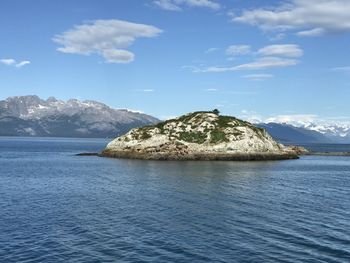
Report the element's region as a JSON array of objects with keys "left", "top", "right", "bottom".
[
  {"left": 0, "top": 95, "right": 159, "bottom": 138},
  {"left": 1, "top": 95, "right": 349, "bottom": 143},
  {"left": 257, "top": 122, "right": 349, "bottom": 144}
]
